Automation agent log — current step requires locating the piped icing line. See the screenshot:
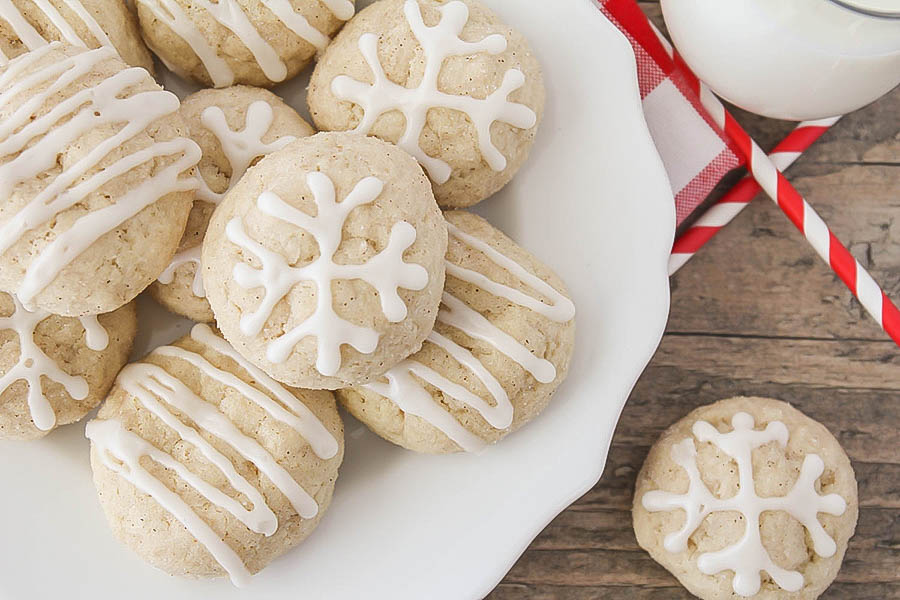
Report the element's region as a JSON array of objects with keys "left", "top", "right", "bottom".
[
  {"left": 177, "top": 323, "right": 339, "bottom": 460},
  {"left": 0, "top": 0, "right": 114, "bottom": 65},
  {"left": 157, "top": 245, "right": 204, "bottom": 297},
  {"left": 79, "top": 314, "right": 109, "bottom": 351},
  {"left": 364, "top": 344, "right": 491, "bottom": 453},
  {"left": 87, "top": 418, "right": 253, "bottom": 587},
  {"left": 445, "top": 222, "right": 575, "bottom": 323},
  {"left": 135, "top": 0, "right": 353, "bottom": 87},
  {"left": 438, "top": 292, "right": 555, "bottom": 383},
  {"left": 362, "top": 221, "right": 575, "bottom": 452},
  {"left": 641, "top": 412, "right": 848, "bottom": 597},
  {"left": 0, "top": 295, "right": 109, "bottom": 430},
  {"left": 331, "top": 0, "right": 537, "bottom": 184},
  {"left": 0, "top": 45, "right": 200, "bottom": 306},
  {"left": 86, "top": 325, "right": 338, "bottom": 586},
  {"left": 225, "top": 172, "right": 428, "bottom": 375},
  {"left": 117, "top": 363, "right": 290, "bottom": 530},
  {"left": 0, "top": 0, "right": 46, "bottom": 62},
  {"left": 137, "top": 0, "right": 233, "bottom": 87},
  {"left": 158, "top": 100, "right": 299, "bottom": 298}
]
